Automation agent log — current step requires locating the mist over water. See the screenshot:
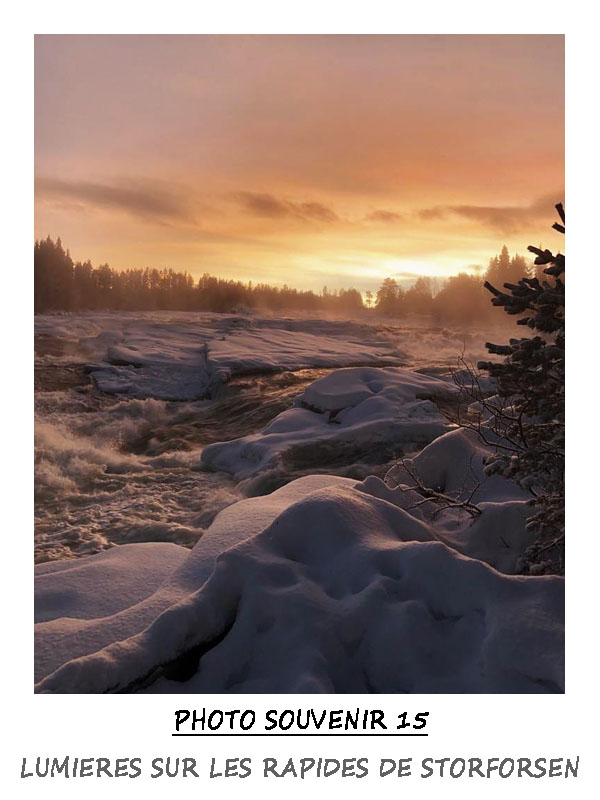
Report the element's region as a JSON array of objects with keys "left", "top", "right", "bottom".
[{"left": 34, "top": 312, "right": 500, "bottom": 563}]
